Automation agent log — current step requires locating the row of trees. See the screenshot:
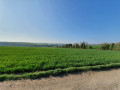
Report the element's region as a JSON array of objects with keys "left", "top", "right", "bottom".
[
  {"left": 57, "top": 42, "right": 120, "bottom": 50},
  {"left": 58, "top": 42, "right": 91, "bottom": 49},
  {"left": 101, "top": 43, "right": 115, "bottom": 50},
  {"left": 101, "top": 42, "right": 120, "bottom": 50}
]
